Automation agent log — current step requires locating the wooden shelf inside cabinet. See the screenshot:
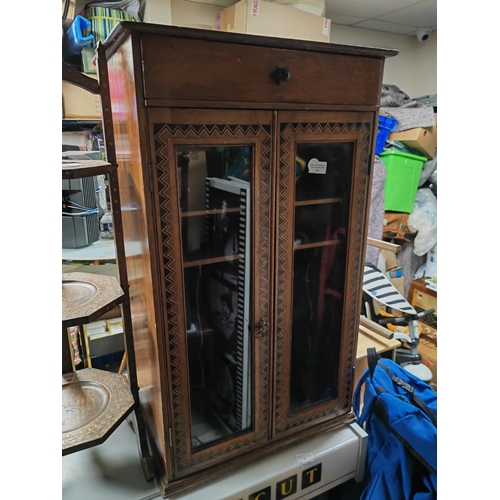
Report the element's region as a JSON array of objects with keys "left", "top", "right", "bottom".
[
  {"left": 295, "top": 197, "right": 342, "bottom": 206},
  {"left": 293, "top": 239, "right": 340, "bottom": 251}
]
